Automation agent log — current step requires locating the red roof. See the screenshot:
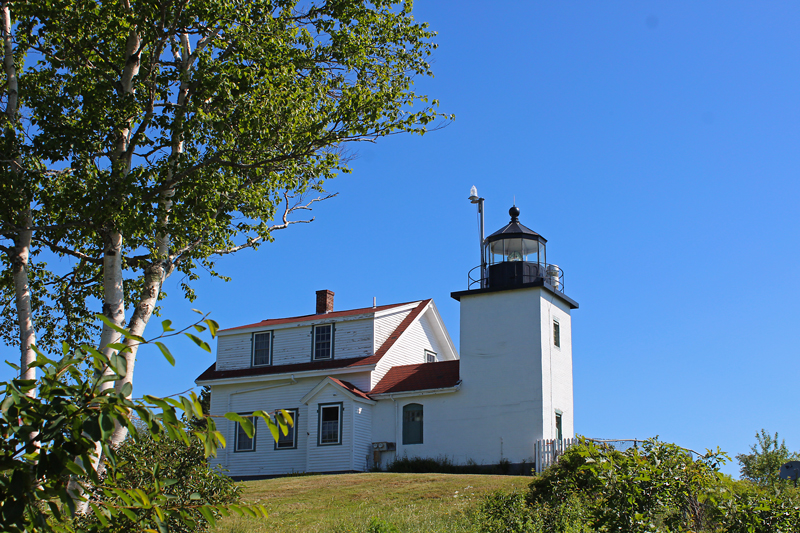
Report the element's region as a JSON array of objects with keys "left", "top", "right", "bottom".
[
  {"left": 196, "top": 300, "right": 431, "bottom": 383},
  {"left": 344, "top": 299, "right": 430, "bottom": 367},
  {"left": 370, "top": 360, "right": 460, "bottom": 395},
  {"left": 196, "top": 356, "right": 375, "bottom": 382},
  {"left": 219, "top": 301, "right": 422, "bottom": 332},
  {"left": 329, "top": 378, "right": 373, "bottom": 401}
]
